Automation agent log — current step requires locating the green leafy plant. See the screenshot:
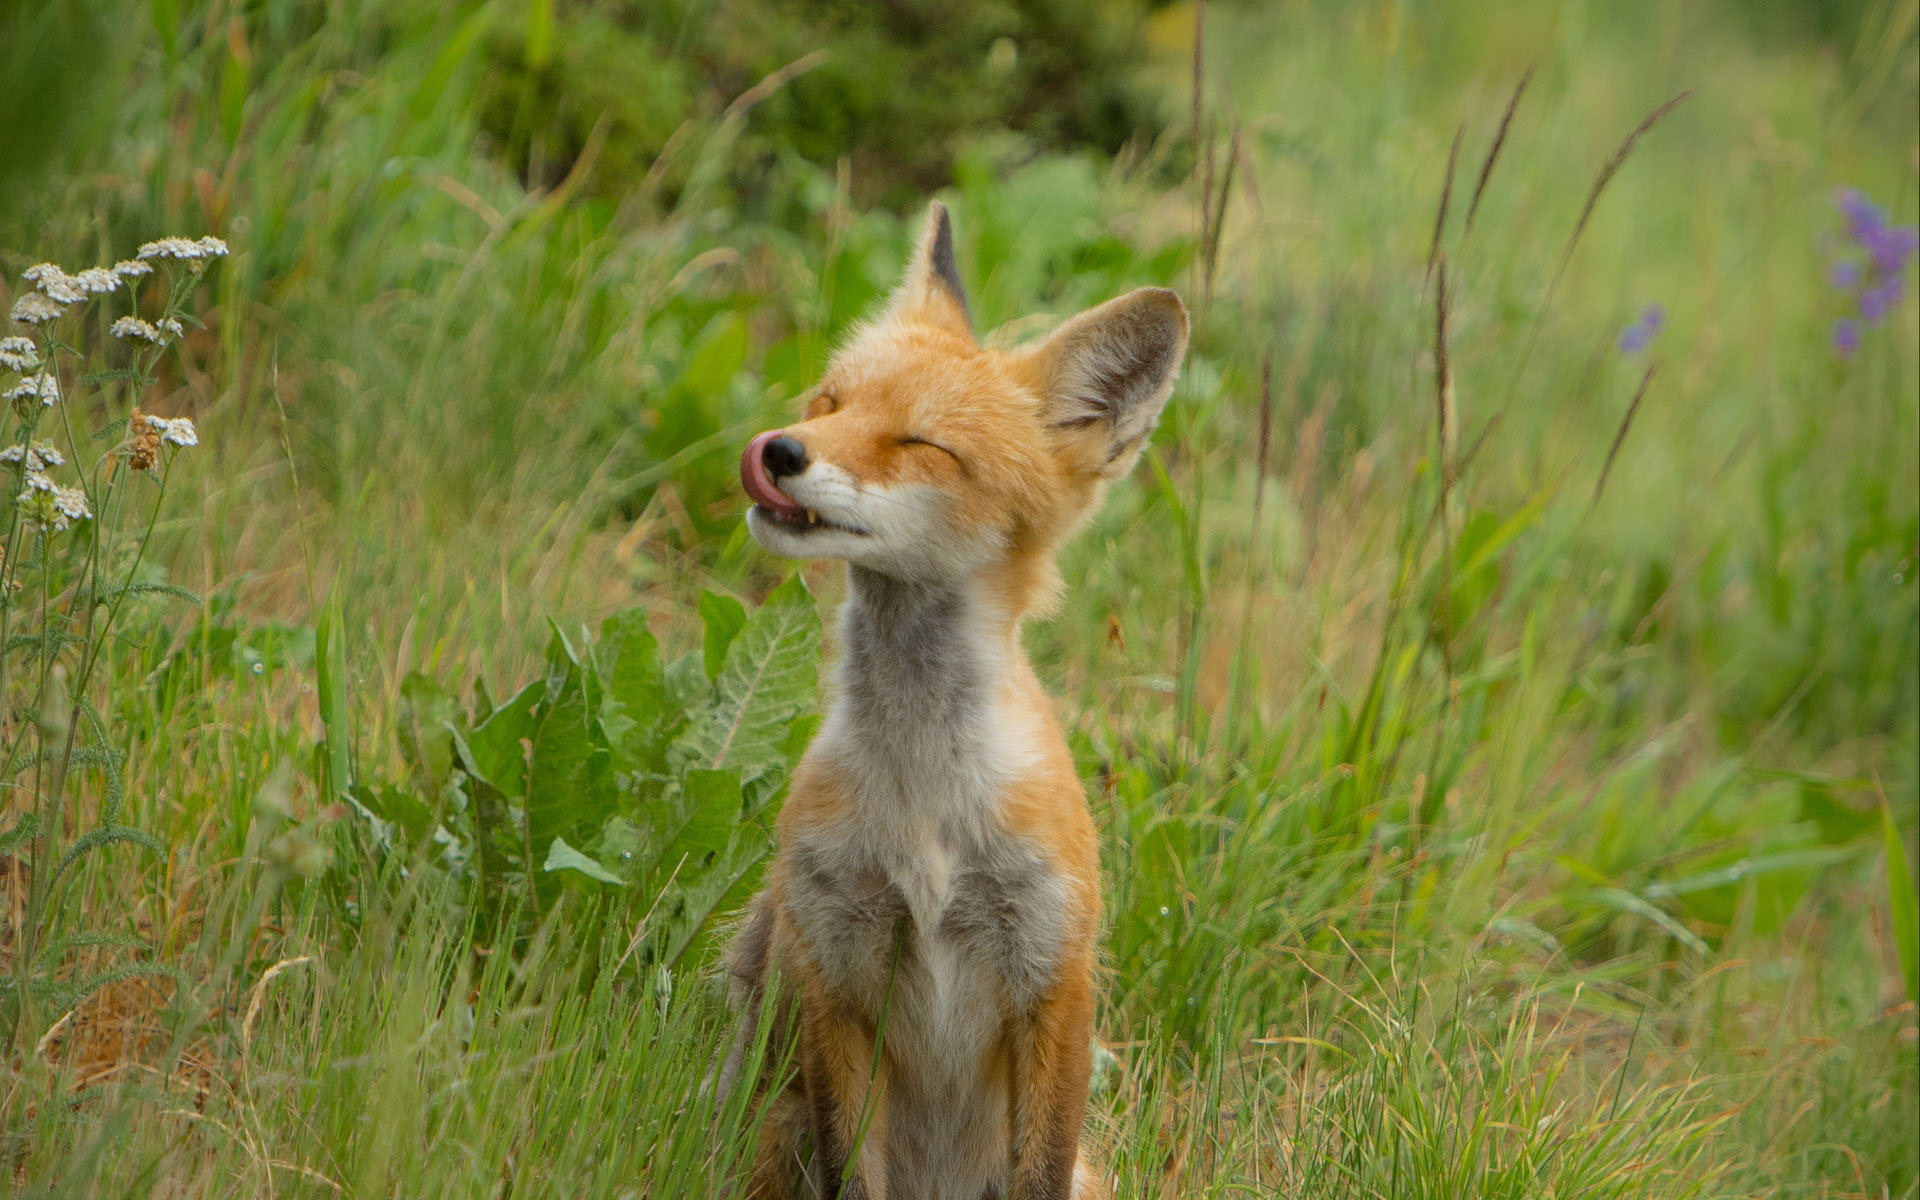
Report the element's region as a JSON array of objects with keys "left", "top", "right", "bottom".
[{"left": 364, "top": 574, "right": 820, "bottom": 963}]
